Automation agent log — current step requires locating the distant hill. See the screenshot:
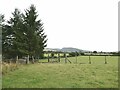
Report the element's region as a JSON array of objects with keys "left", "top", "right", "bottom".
[
  {"left": 43, "top": 48, "right": 61, "bottom": 52},
  {"left": 61, "top": 47, "right": 83, "bottom": 52},
  {"left": 44, "top": 47, "right": 90, "bottom": 53}
]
